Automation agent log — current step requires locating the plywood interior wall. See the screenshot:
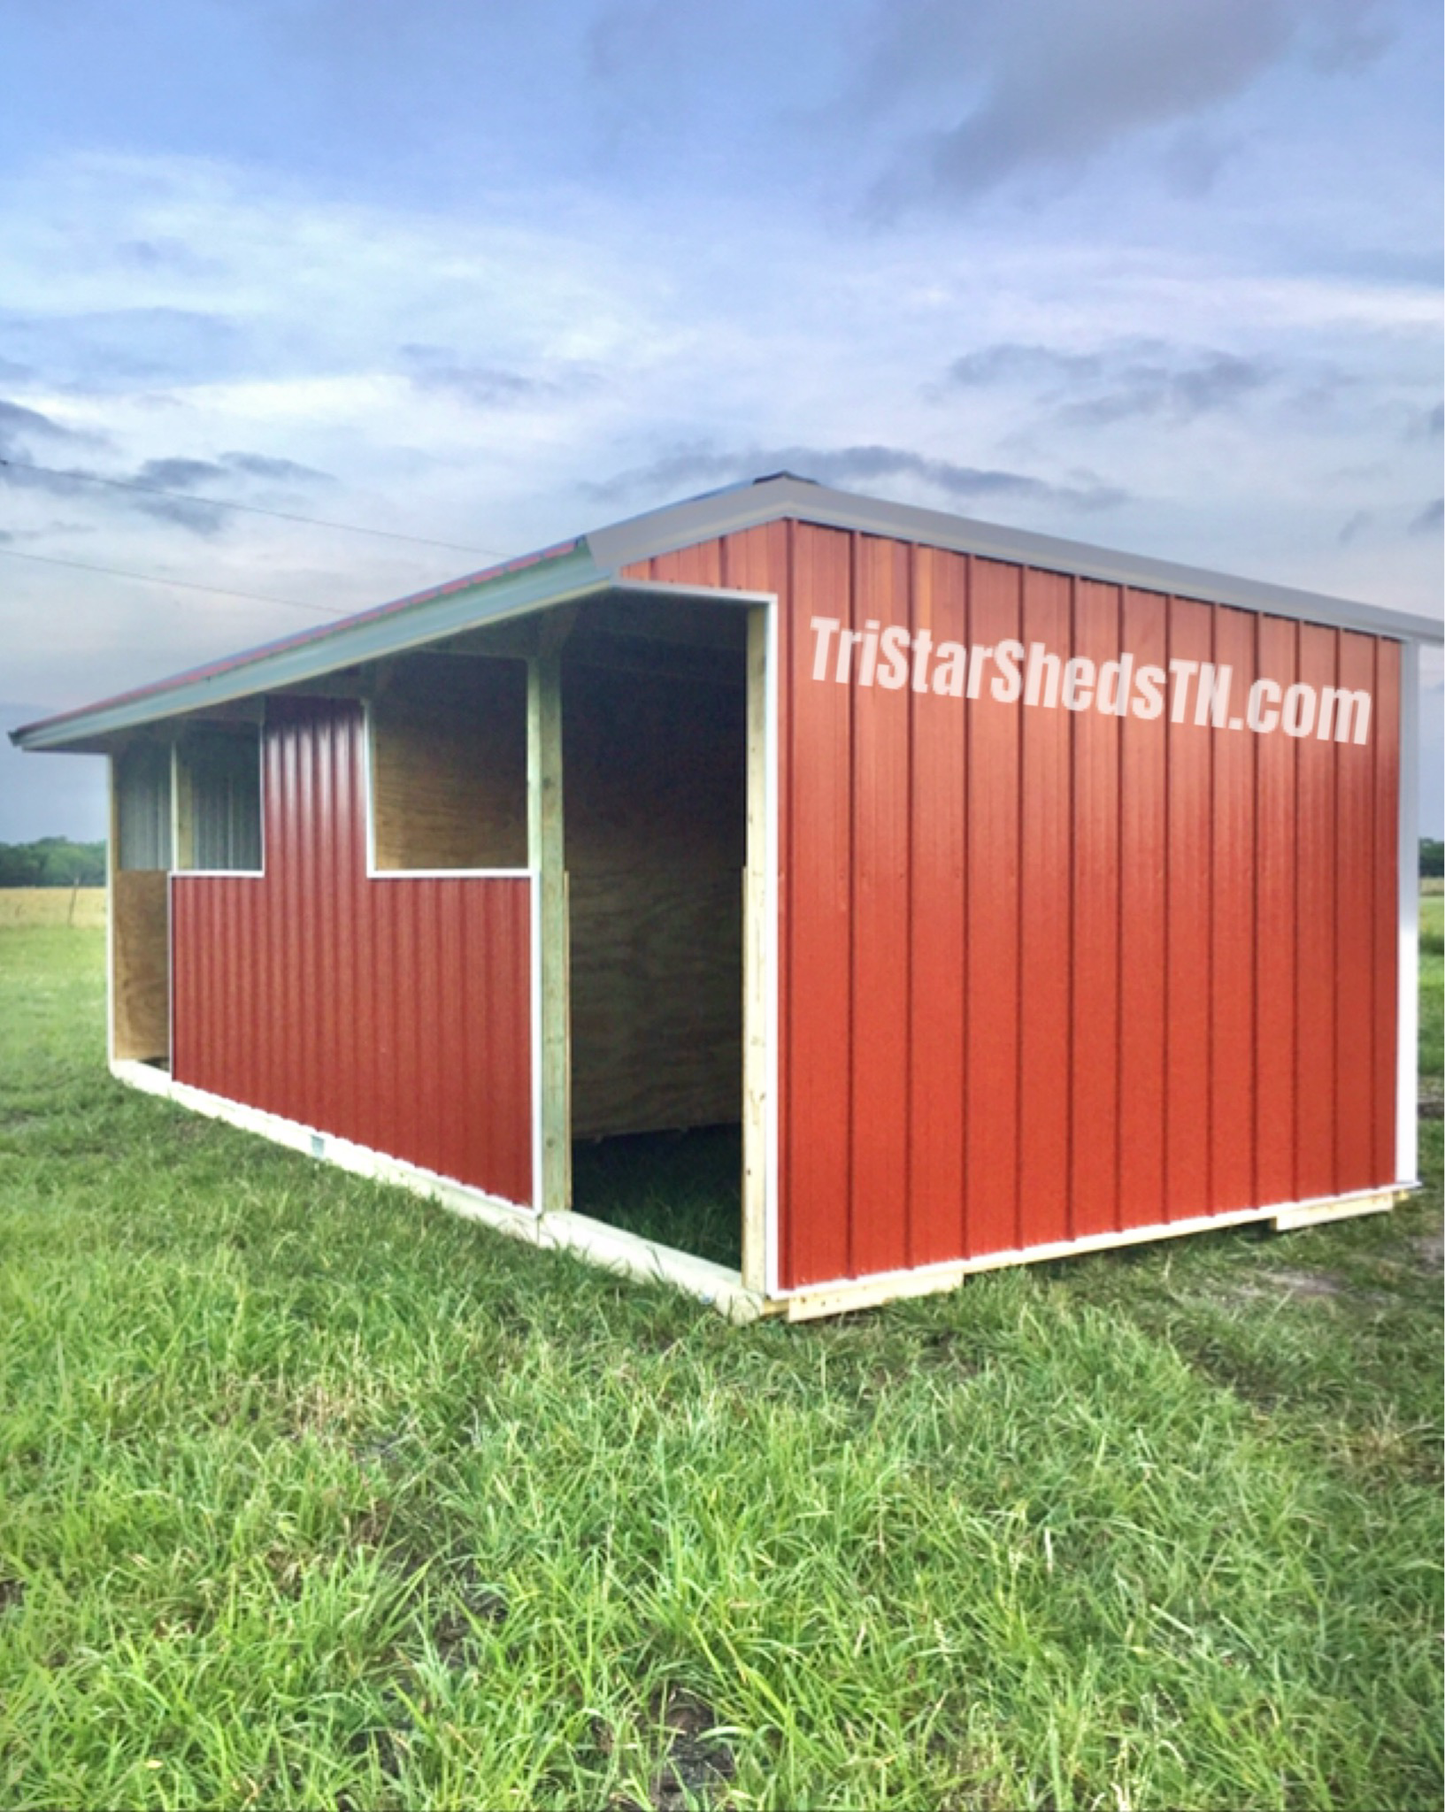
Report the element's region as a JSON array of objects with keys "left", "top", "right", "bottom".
[
  {"left": 112, "top": 869, "right": 170, "bottom": 1061},
  {"left": 371, "top": 655, "right": 527, "bottom": 870},
  {"left": 565, "top": 642, "right": 746, "bottom": 1139}
]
